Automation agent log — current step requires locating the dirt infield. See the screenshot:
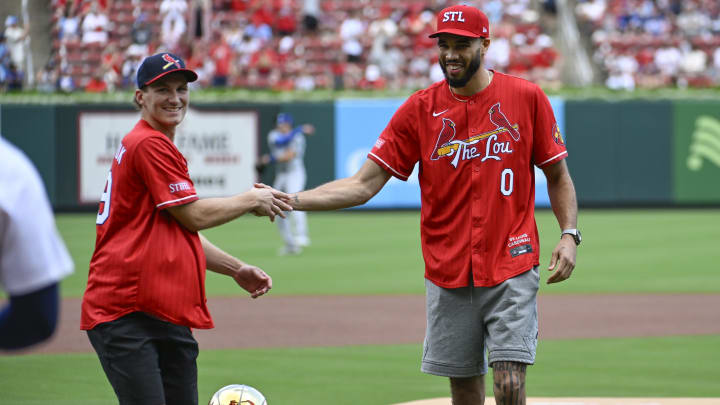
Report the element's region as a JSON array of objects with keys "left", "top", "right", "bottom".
[{"left": 21, "top": 293, "right": 720, "bottom": 354}]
